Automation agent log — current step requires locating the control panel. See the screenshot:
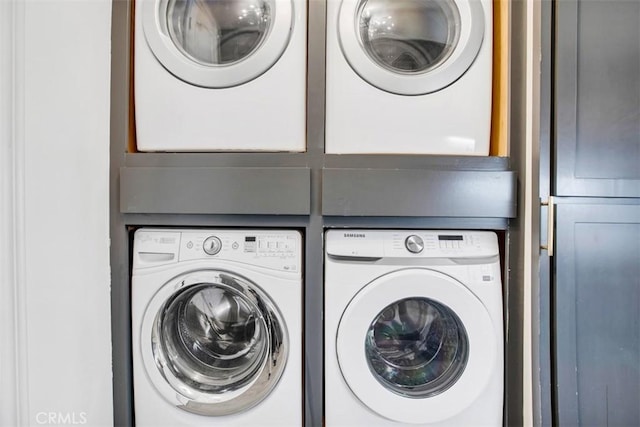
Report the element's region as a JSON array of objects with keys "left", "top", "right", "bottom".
[
  {"left": 133, "top": 229, "right": 302, "bottom": 273},
  {"left": 325, "top": 230, "right": 499, "bottom": 259}
]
